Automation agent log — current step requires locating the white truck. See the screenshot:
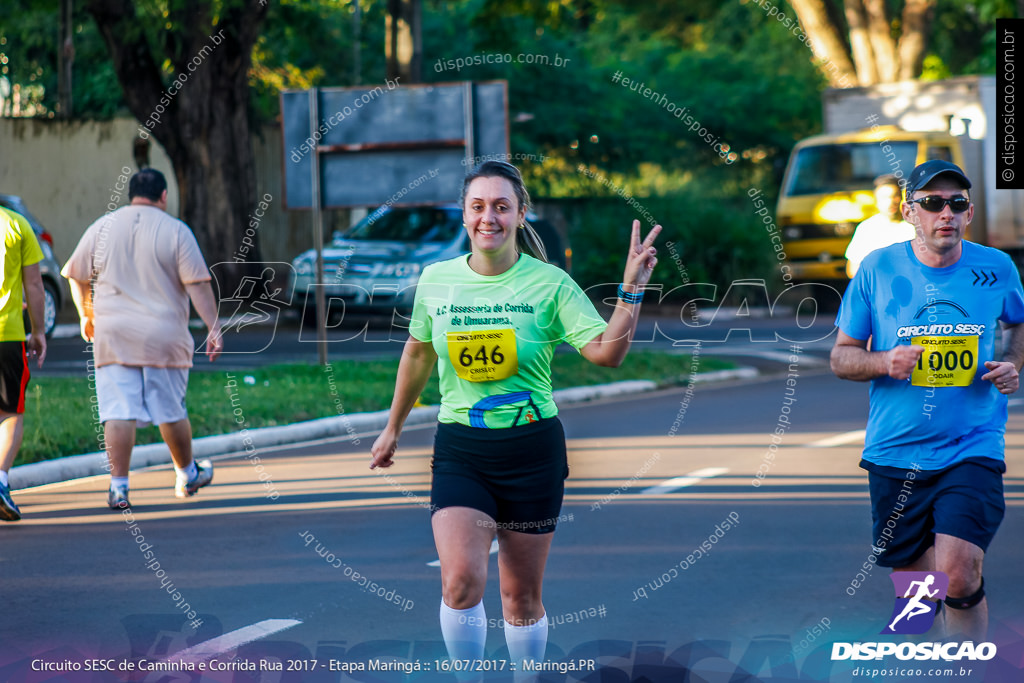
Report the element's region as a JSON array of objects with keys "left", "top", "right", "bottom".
[{"left": 777, "top": 75, "right": 1024, "bottom": 284}]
